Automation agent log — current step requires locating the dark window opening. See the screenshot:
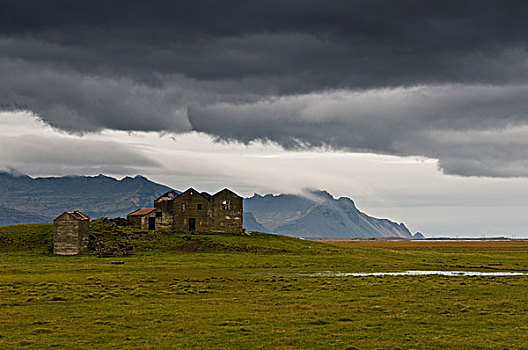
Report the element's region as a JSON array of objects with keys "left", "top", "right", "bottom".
[
  {"left": 148, "top": 217, "right": 156, "bottom": 230},
  {"left": 221, "top": 200, "right": 230, "bottom": 210},
  {"left": 197, "top": 204, "right": 202, "bottom": 210},
  {"left": 156, "top": 212, "right": 162, "bottom": 218}
]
